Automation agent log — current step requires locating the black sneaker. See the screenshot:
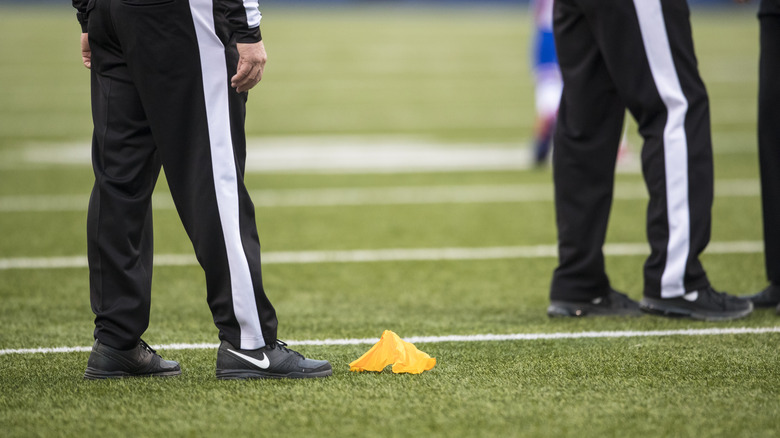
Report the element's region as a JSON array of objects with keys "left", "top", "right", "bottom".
[
  {"left": 216, "top": 340, "right": 332, "bottom": 380},
  {"left": 742, "top": 284, "right": 780, "bottom": 308},
  {"left": 84, "top": 339, "right": 181, "bottom": 380},
  {"left": 640, "top": 287, "right": 753, "bottom": 321},
  {"left": 547, "top": 289, "right": 642, "bottom": 317}
]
